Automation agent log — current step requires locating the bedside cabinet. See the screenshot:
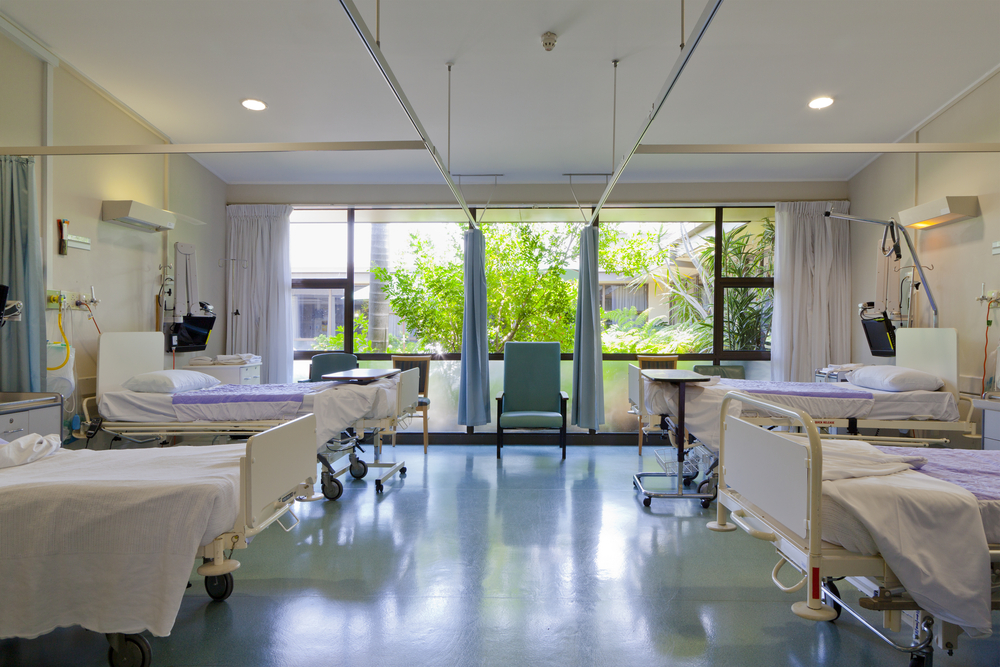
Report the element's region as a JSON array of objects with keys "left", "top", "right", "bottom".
[
  {"left": 185, "top": 363, "right": 262, "bottom": 385},
  {"left": 974, "top": 399, "right": 1000, "bottom": 450},
  {"left": 0, "top": 392, "right": 63, "bottom": 441}
]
